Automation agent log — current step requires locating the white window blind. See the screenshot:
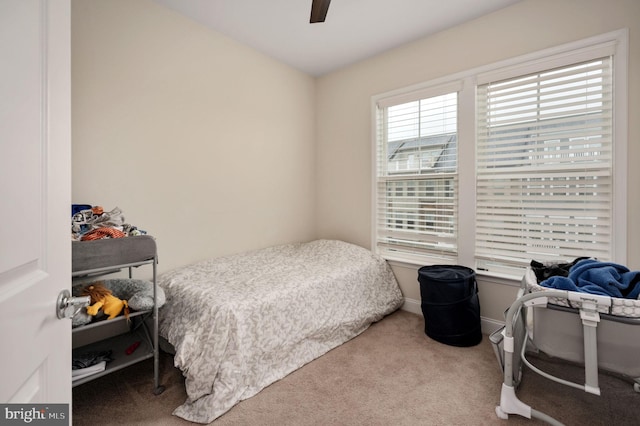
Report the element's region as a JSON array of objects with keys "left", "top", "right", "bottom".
[
  {"left": 476, "top": 57, "right": 613, "bottom": 276},
  {"left": 375, "top": 92, "right": 458, "bottom": 263}
]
